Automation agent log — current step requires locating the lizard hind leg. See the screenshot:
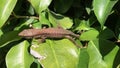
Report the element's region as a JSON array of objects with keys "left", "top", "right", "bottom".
[{"left": 65, "top": 36, "right": 82, "bottom": 48}]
